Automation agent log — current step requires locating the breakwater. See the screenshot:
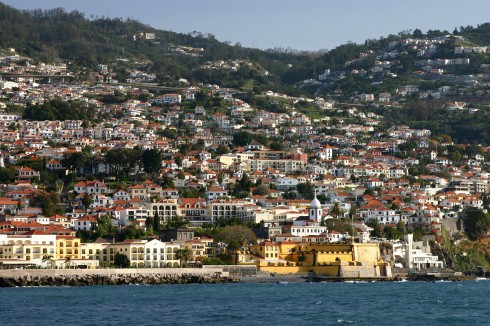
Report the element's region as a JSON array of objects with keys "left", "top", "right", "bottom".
[{"left": 0, "top": 268, "right": 235, "bottom": 287}]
